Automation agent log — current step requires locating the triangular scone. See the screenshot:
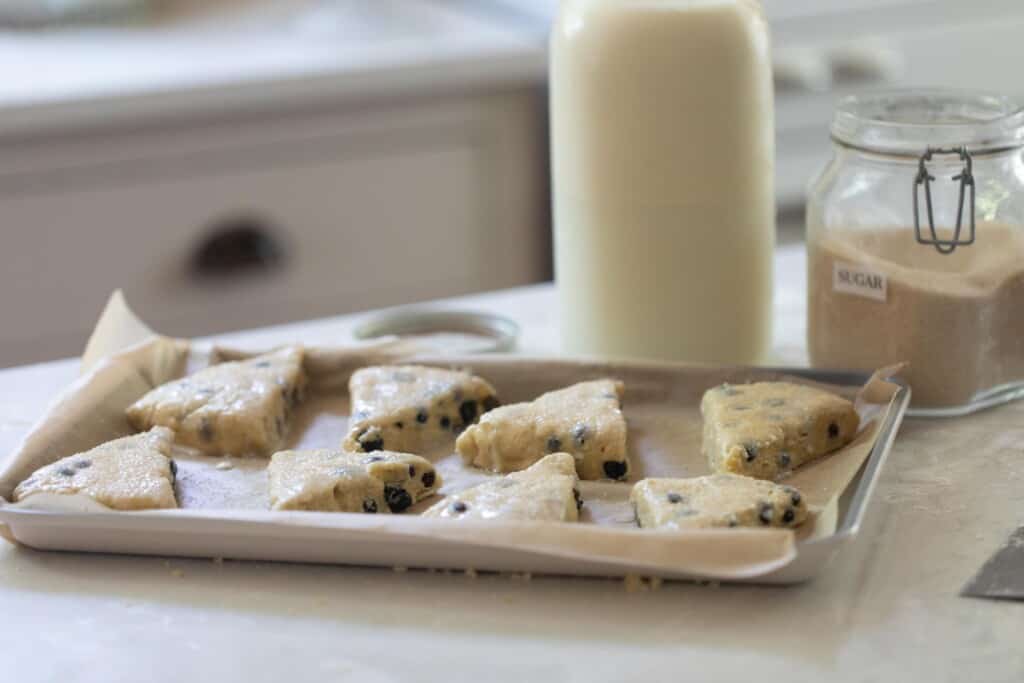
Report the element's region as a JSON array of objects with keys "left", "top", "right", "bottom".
[
  {"left": 127, "top": 347, "right": 307, "bottom": 457},
  {"left": 701, "top": 382, "right": 859, "bottom": 480},
  {"left": 456, "top": 379, "right": 629, "bottom": 480},
  {"left": 344, "top": 365, "right": 499, "bottom": 454},
  {"left": 631, "top": 475, "right": 807, "bottom": 530},
  {"left": 13, "top": 427, "right": 178, "bottom": 510},
  {"left": 268, "top": 449, "right": 442, "bottom": 513},
  {"left": 423, "top": 453, "right": 582, "bottom": 522}
]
